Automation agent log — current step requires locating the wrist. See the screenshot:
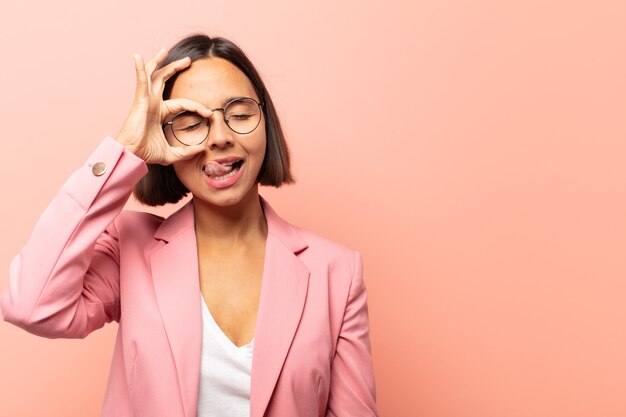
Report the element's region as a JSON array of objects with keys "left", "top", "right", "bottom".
[{"left": 115, "top": 136, "right": 140, "bottom": 156}]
